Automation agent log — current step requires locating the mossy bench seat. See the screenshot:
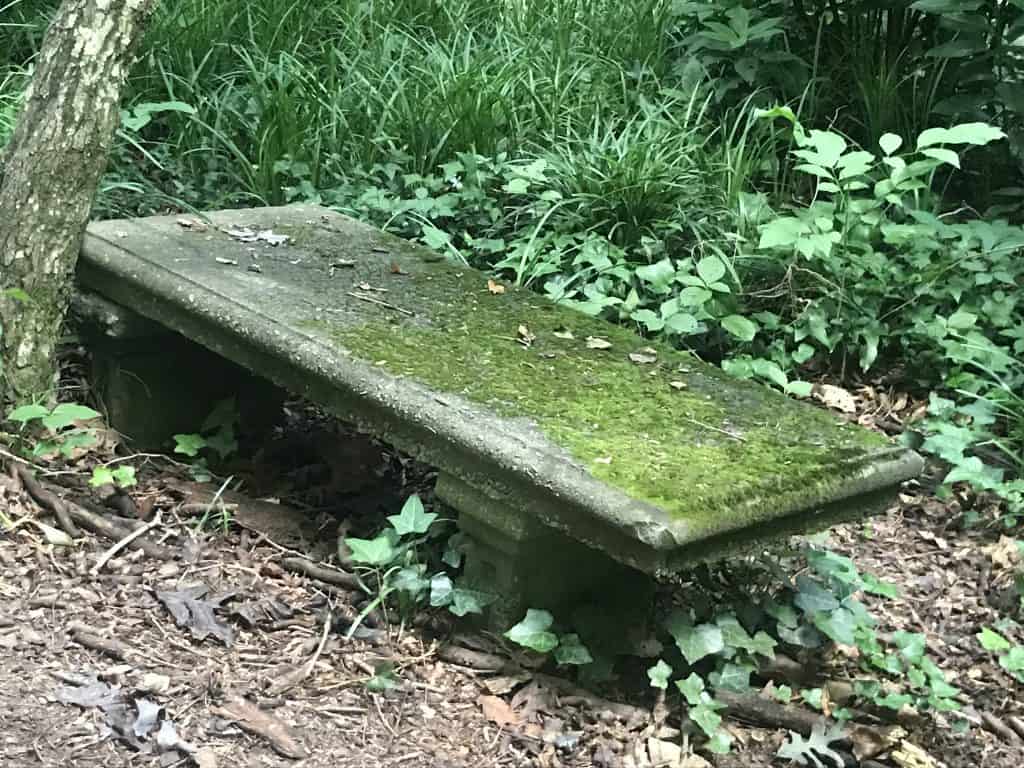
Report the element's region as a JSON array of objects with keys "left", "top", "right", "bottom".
[{"left": 77, "top": 204, "right": 923, "bottom": 625}]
